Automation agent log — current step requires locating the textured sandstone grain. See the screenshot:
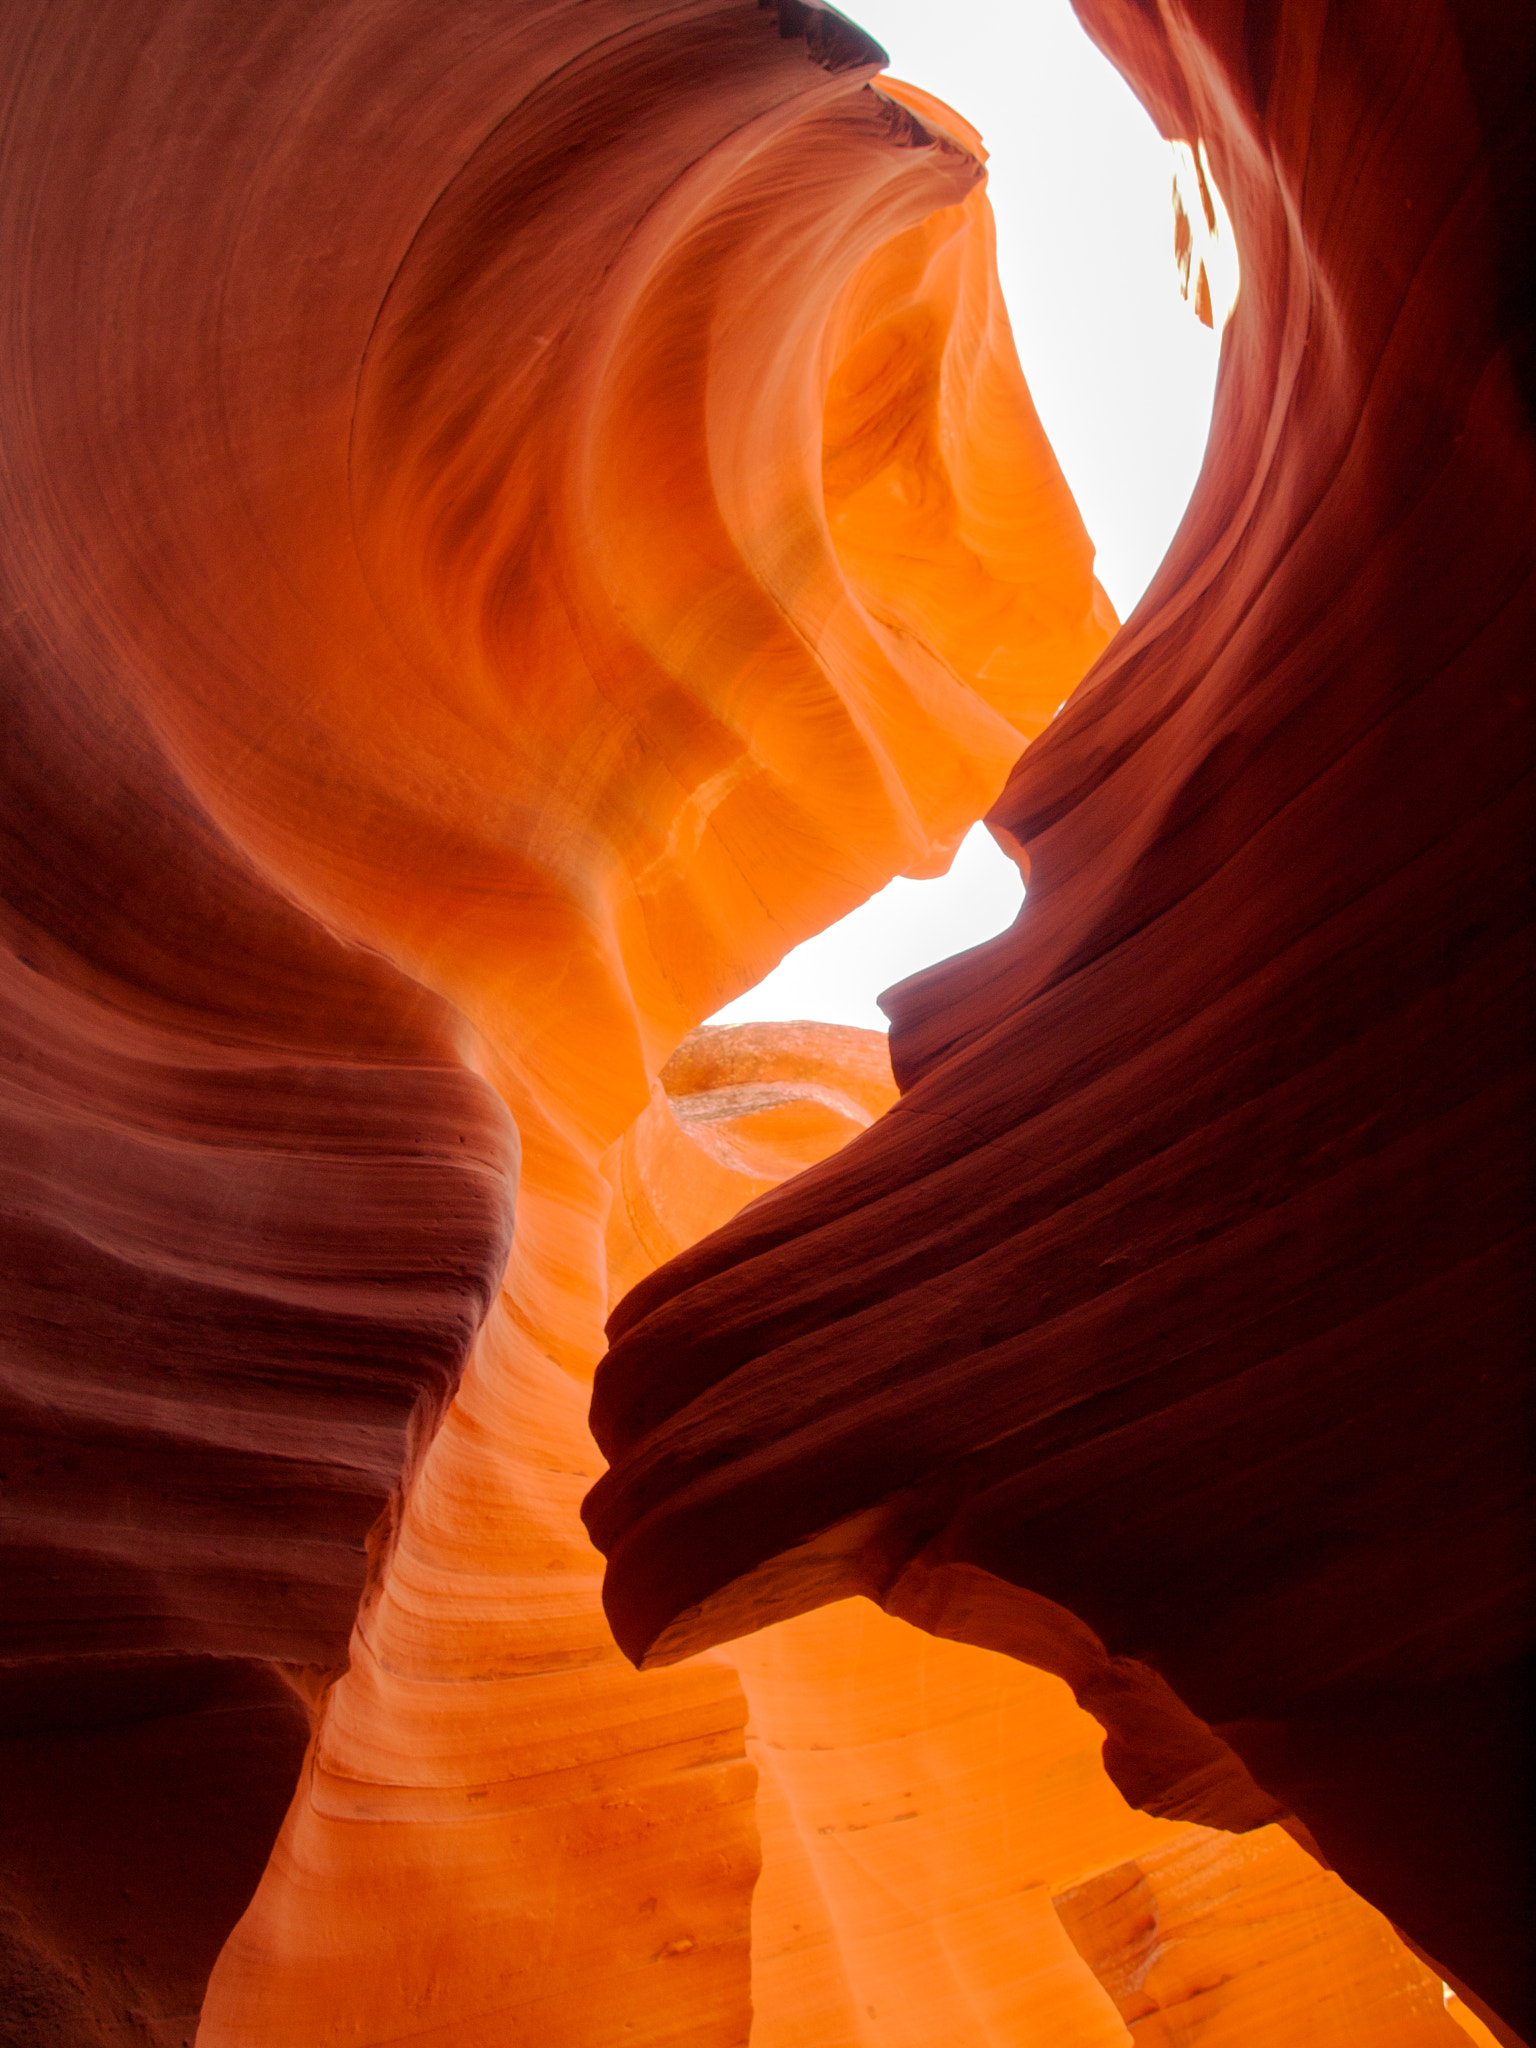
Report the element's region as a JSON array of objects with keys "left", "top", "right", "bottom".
[
  {"left": 587, "top": 0, "right": 1536, "bottom": 2037},
  {"left": 7, "top": 0, "right": 1529, "bottom": 2036},
  {"left": 1, "top": 3, "right": 1111, "bottom": 2037},
  {"left": 608, "top": 1024, "right": 1478, "bottom": 2048}
]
